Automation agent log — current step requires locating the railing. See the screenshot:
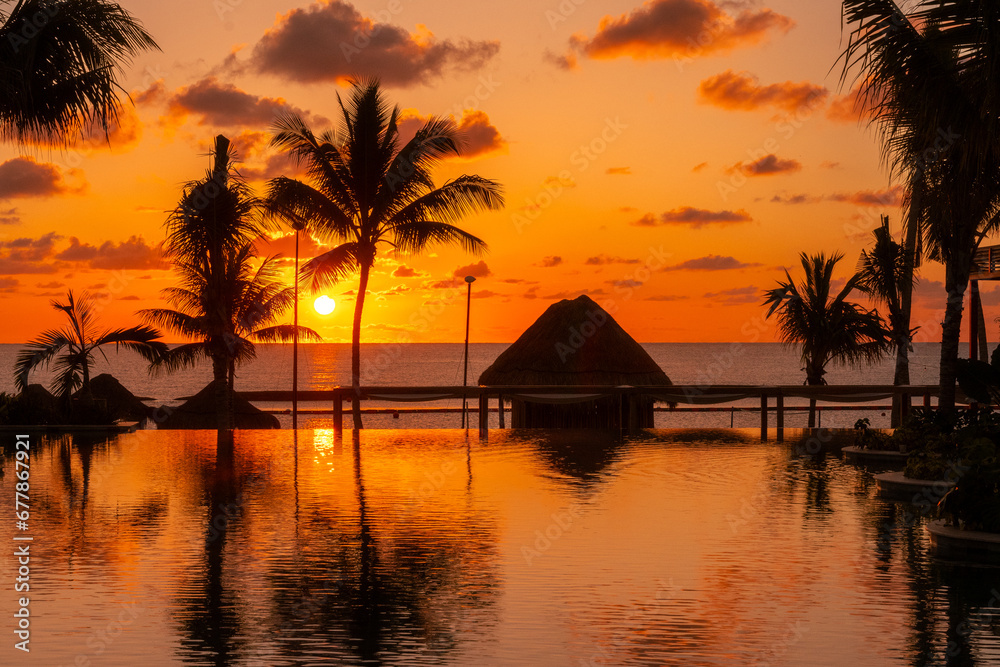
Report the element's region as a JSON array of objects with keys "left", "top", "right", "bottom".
[{"left": 223, "top": 384, "right": 945, "bottom": 441}]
